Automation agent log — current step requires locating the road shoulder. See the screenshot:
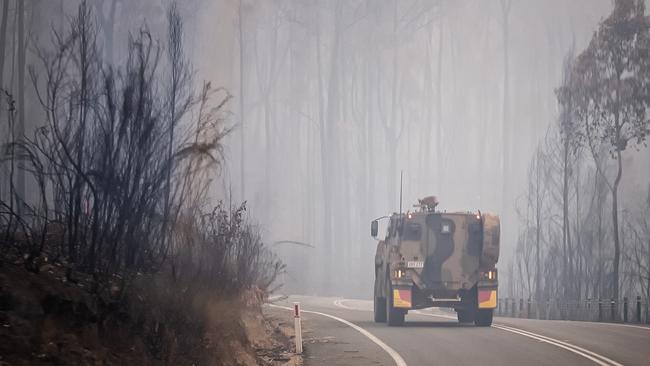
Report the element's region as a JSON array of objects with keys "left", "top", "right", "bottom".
[{"left": 264, "top": 305, "right": 393, "bottom": 366}]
